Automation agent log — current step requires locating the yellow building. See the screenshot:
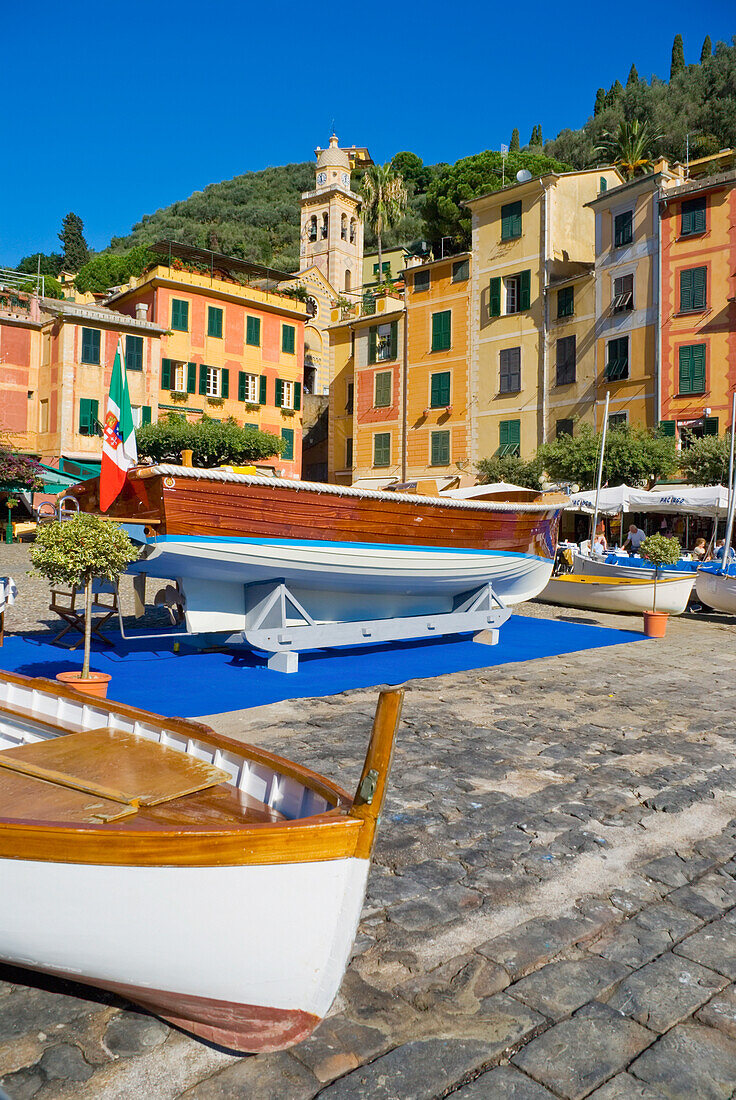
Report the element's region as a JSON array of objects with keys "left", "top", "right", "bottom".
[
  {"left": 545, "top": 266, "right": 597, "bottom": 438},
  {"left": 403, "top": 253, "right": 471, "bottom": 476},
  {"left": 361, "top": 247, "right": 409, "bottom": 290},
  {"left": 327, "top": 296, "right": 405, "bottom": 485},
  {"left": 466, "top": 167, "right": 622, "bottom": 461}
]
